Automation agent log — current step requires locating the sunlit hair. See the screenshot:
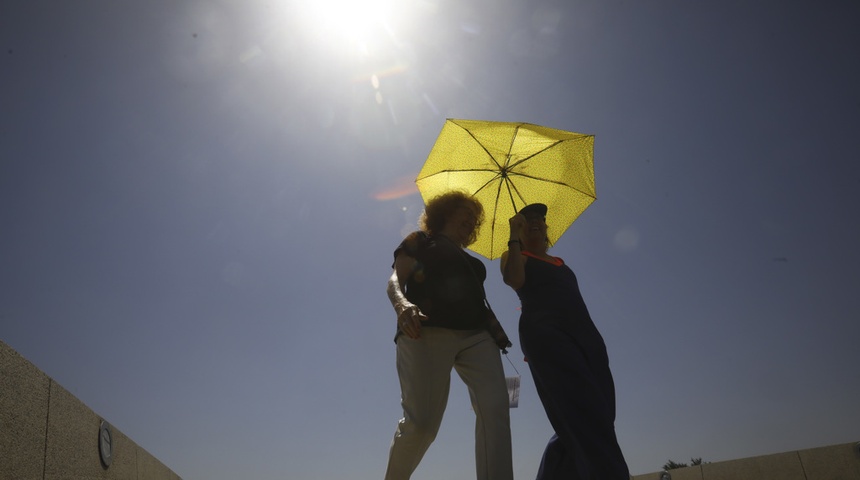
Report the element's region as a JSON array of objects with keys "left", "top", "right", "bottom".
[{"left": 419, "top": 191, "right": 484, "bottom": 246}]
